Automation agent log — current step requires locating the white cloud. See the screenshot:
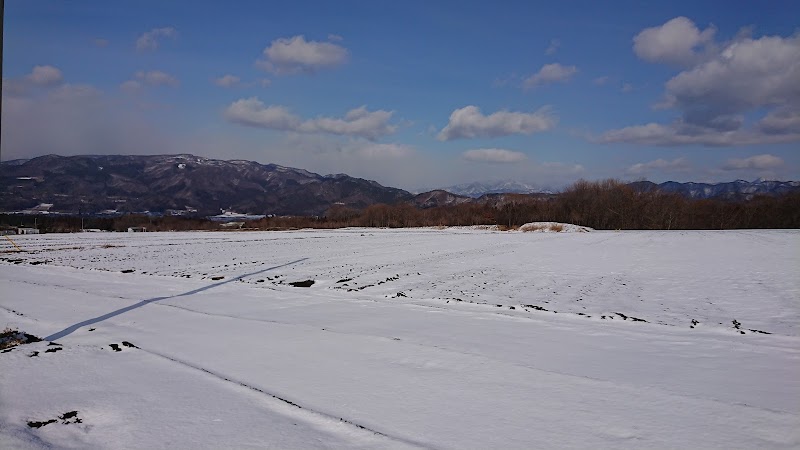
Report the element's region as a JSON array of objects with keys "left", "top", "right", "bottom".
[
  {"left": 3, "top": 65, "right": 64, "bottom": 96},
  {"left": 664, "top": 34, "right": 800, "bottom": 126},
  {"left": 524, "top": 63, "right": 577, "bottom": 88},
  {"left": 26, "top": 65, "right": 63, "bottom": 86},
  {"left": 134, "top": 70, "right": 179, "bottom": 87},
  {"left": 93, "top": 38, "right": 109, "bottom": 48},
  {"left": 215, "top": 75, "right": 241, "bottom": 88},
  {"left": 596, "top": 122, "right": 800, "bottom": 146},
  {"left": 545, "top": 39, "right": 560, "bottom": 55},
  {"left": 258, "top": 35, "right": 349, "bottom": 75},
  {"left": 437, "top": 105, "right": 556, "bottom": 141},
  {"left": 625, "top": 157, "right": 691, "bottom": 175},
  {"left": 461, "top": 148, "right": 528, "bottom": 163},
  {"left": 601, "top": 24, "right": 800, "bottom": 146},
  {"left": 722, "top": 154, "right": 784, "bottom": 171},
  {"left": 224, "top": 98, "right": 396, "bottom": 140},
  {"left": 621, "top": 83, "right": 634, "bottom": 93},
  {"left": 224, "top": 100, "right": 301, "bottom": 130},
  {"left": 633, "top": 16, "right": 715, "bottom": 66},
  {"left": 136, "top": 27, "right": 177, "bottom": 51},
  {"left": 306, "top": 106, "right": 395, "bottom": 140},
  {"left": 328, "top": 34, "right": 344, "bottom": 42}
]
